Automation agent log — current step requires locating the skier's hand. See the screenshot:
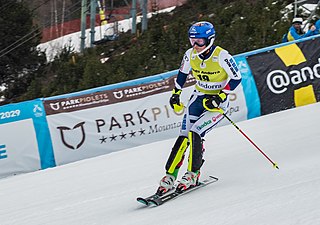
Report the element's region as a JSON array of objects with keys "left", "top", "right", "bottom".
[
  {"left": 203, "top": 92, "right": 227, "bottom": 111},
  {"left": 170, "top": 88, "right": 184, "bottom": 112}
]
